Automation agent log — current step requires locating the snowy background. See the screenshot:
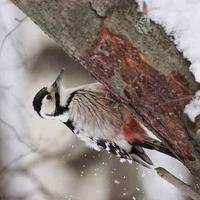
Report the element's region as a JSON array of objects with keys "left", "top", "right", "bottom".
[{"left": 0, "top": 1, "right": 198, "bottom": 200}]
